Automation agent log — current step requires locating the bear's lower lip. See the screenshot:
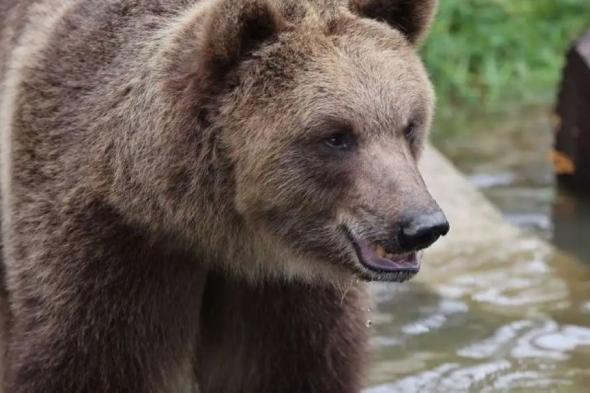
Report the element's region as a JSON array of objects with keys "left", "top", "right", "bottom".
[
  {"left": 357, "top": 240, "right": 420, "bottom": 274},
  {"left": 343, "top": 228, "right": 420, "bottom": 280}
]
